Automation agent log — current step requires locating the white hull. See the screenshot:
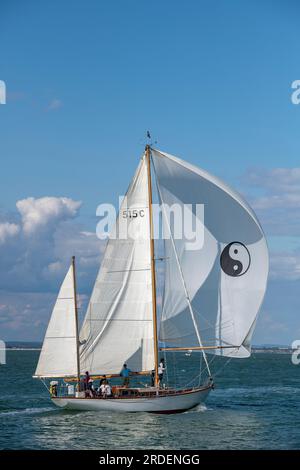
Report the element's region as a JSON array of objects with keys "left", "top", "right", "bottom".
[{"left": 52, "top": 386, "right": 211, "bottom": 413}]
